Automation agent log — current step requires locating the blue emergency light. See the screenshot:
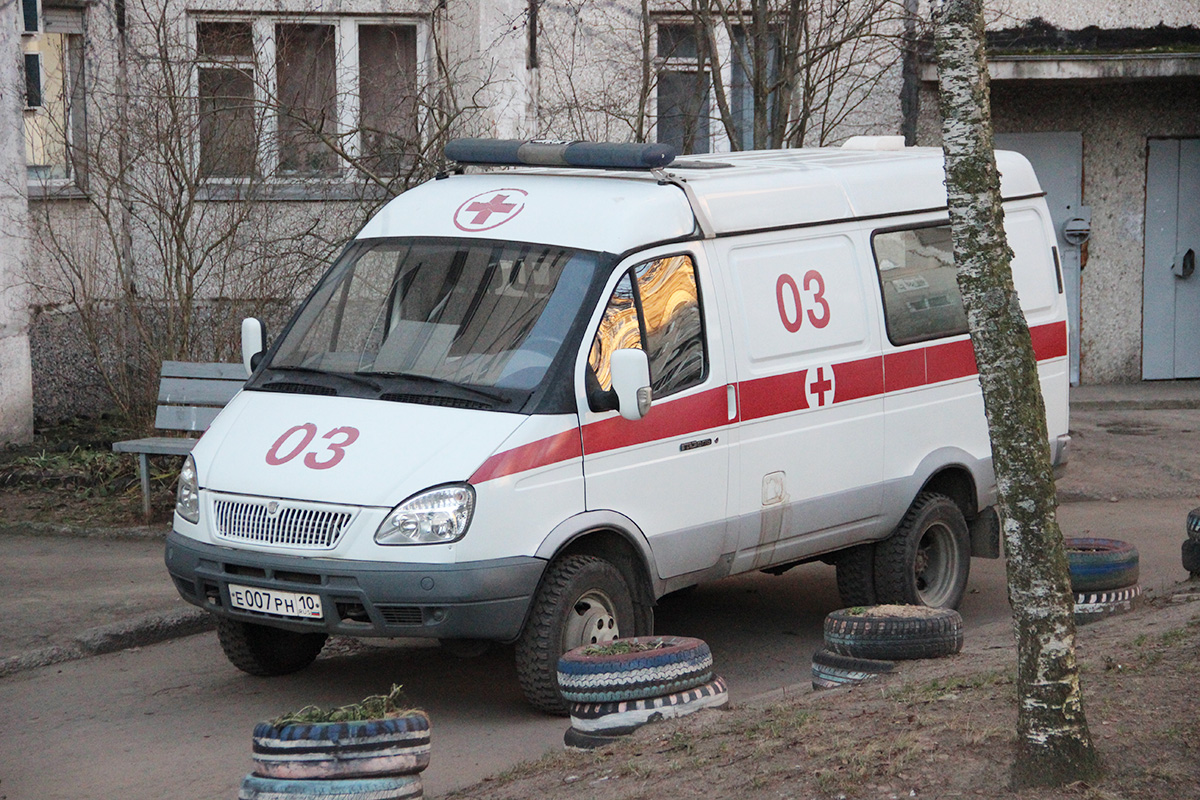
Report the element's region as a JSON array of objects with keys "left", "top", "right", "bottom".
[{"left": 445, "top": 139, "right": 678, "bottom": 170}]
